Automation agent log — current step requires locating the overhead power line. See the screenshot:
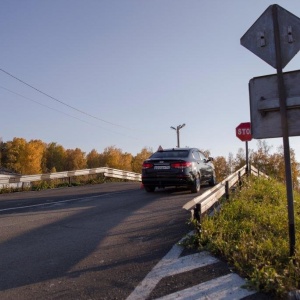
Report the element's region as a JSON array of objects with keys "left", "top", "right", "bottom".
[
  {"left": 0, "top": 85, "right": 139, "bottom": 140},
  {"left": 0, "top": 85, "right": 137, "bottom": 142},
  {"left": 0, "top": 67, "right": 132, "bottom": 130}
]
